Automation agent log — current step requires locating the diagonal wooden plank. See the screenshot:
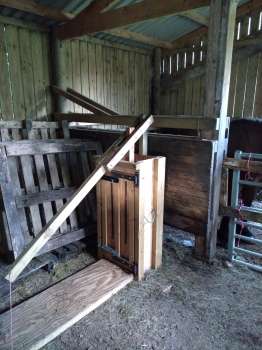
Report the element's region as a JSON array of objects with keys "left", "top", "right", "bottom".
[
  {"left": 6, "top": 115, "right": 154, "bottom": 282},
  {"left": 67, "top": 88, "right": 119, "bottom": 115}
]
